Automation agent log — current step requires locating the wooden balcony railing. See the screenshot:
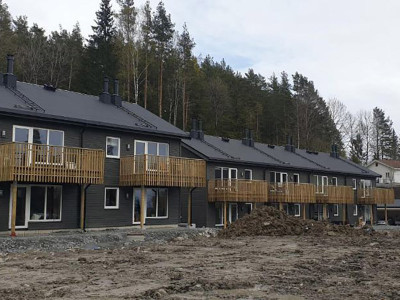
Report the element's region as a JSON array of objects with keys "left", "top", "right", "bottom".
[
  {"left": 269, "top": 183, "right": 316, "bottom": 203},
  {"left": 357, "top": 187, "right": 395, "bottom": 204},
  {"left": 120, "top": 154, "right": 206, "bottom": 187},
  {"left": 208, "top": 179, "right": 269, "bottom": 202},
  {"left": 0, "top": 142, "right": 104, "bottom": 184},
  {"left": 315, "top": 185, "right": 354, "bottom": 204}
]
